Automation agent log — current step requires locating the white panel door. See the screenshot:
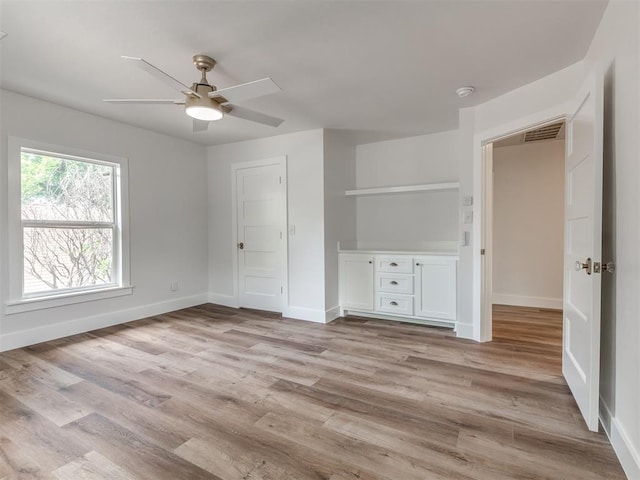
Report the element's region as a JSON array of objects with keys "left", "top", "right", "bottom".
[
  {"left": 236, "top": 161, "right": 286, "bottom": 312},
  {"left": 415, "top": 256, "right": 457, "bottom": 321},
  {"left": 563, "top": 69, "right": 603, "bottom": 432}
]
